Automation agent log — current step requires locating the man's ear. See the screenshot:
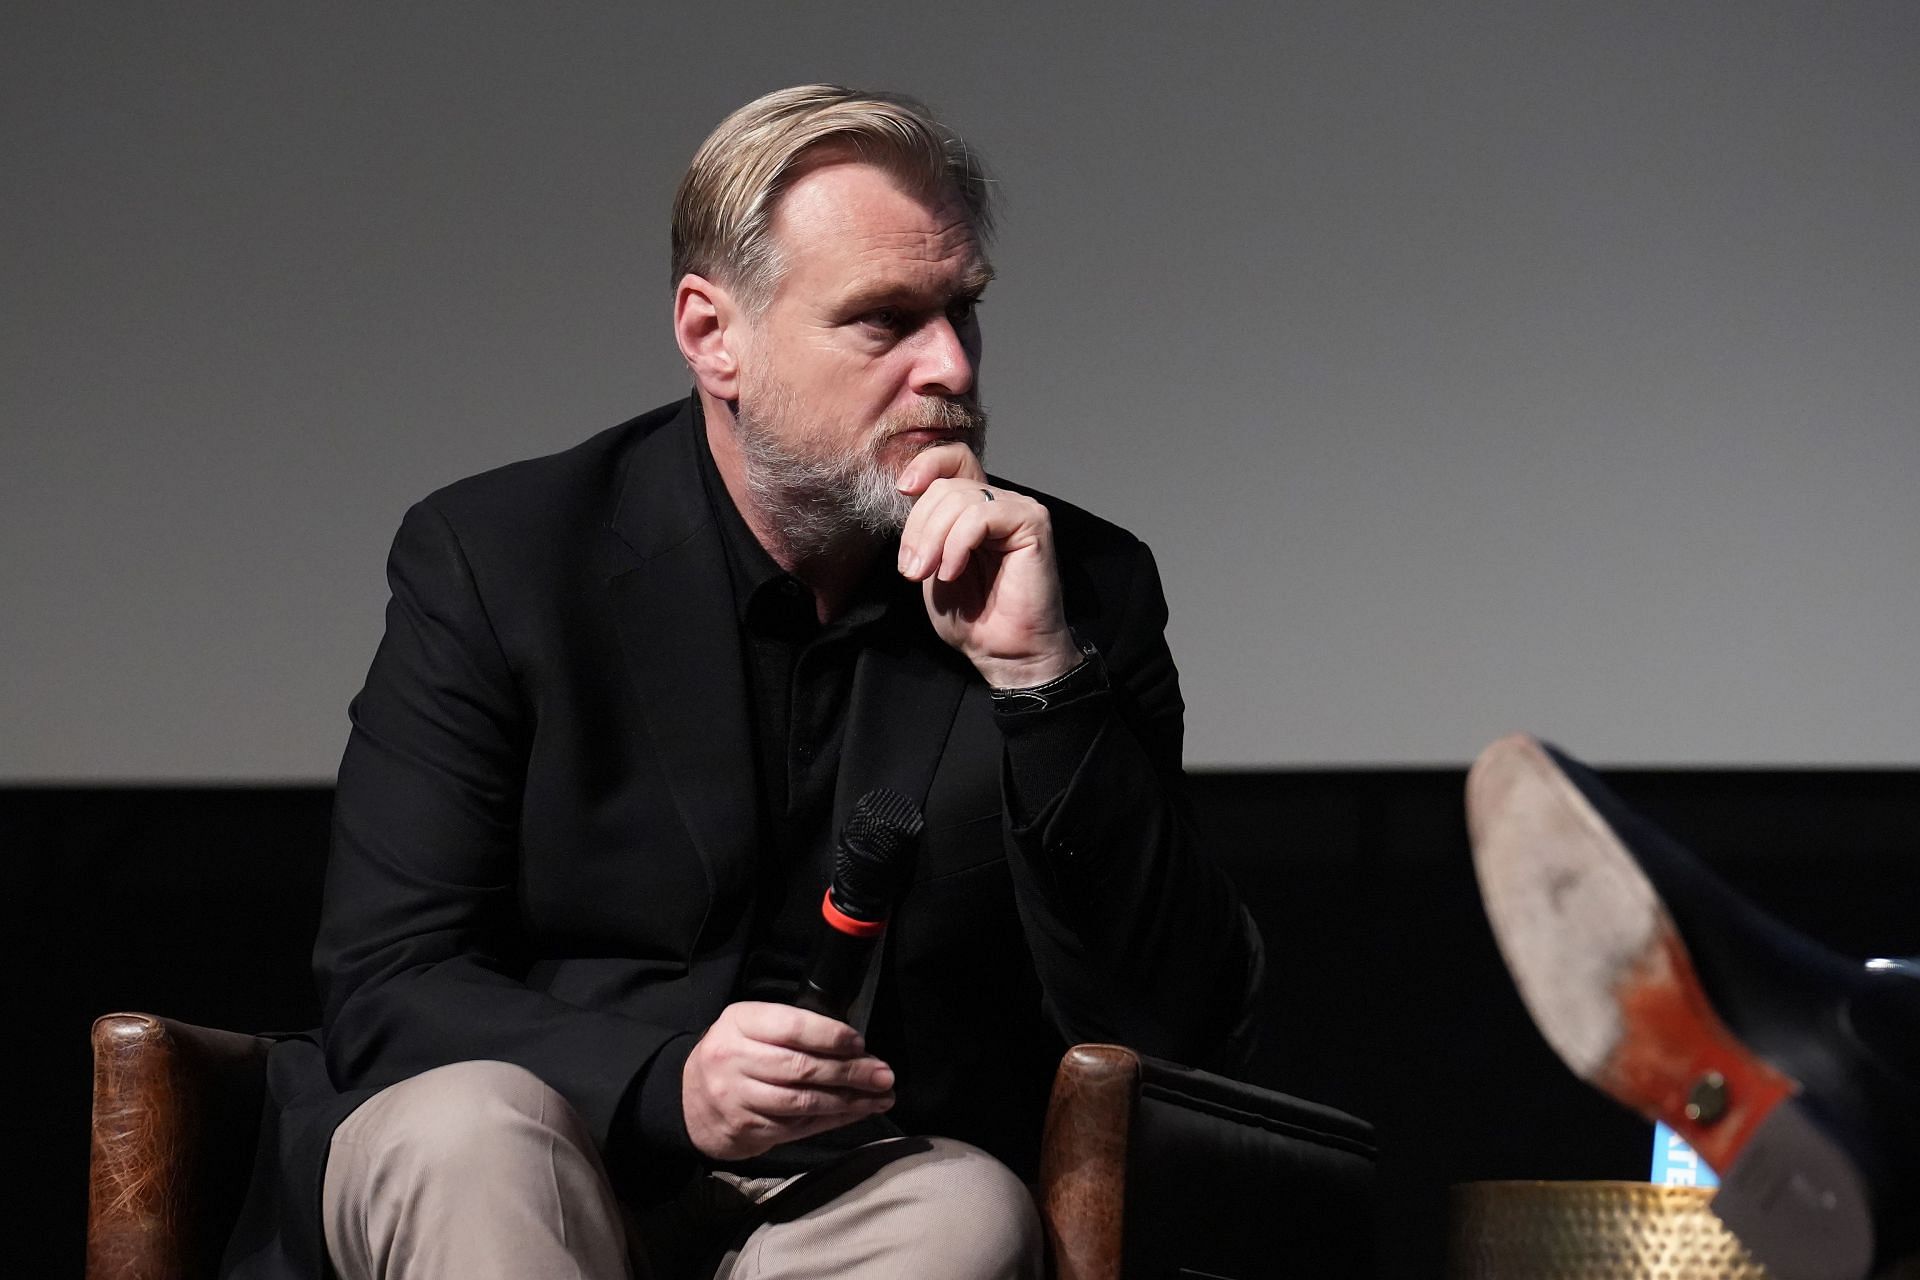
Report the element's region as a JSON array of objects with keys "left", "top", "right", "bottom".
[{"left": 674, "top": 273, "right": 745, "bottom": 401}]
